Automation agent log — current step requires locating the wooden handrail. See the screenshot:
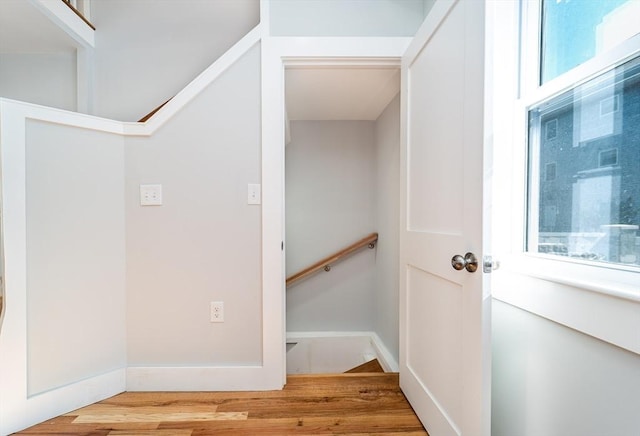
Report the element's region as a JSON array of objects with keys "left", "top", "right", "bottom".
[
  {"left": 286, "top": 232, "right": 378, "bottom": 287},
  {"left": 138, "top": 98, "right": 172, "bottom": 122},
  {"left": 61, "top": 0, "right": 96, "bottom": 30}
]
